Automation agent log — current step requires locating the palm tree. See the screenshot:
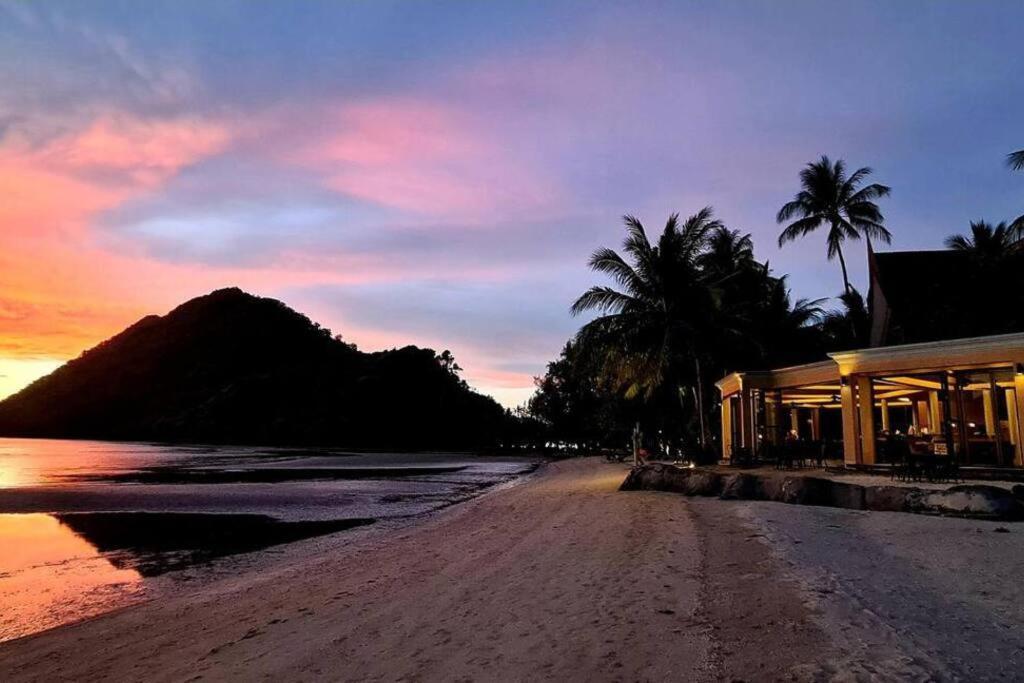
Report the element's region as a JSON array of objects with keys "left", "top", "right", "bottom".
[
  {"left": 944, "top": 220, "right": 1022, "bottom": 261},
  {"left": 777, "top": 156, "right": 892, "bottom": 295},
  {"left": 571, "top": 209, "right": 721, "bottom": 449},
  {"left": 1009, "top": 150, "right": 1024, "bottom": 231}
]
